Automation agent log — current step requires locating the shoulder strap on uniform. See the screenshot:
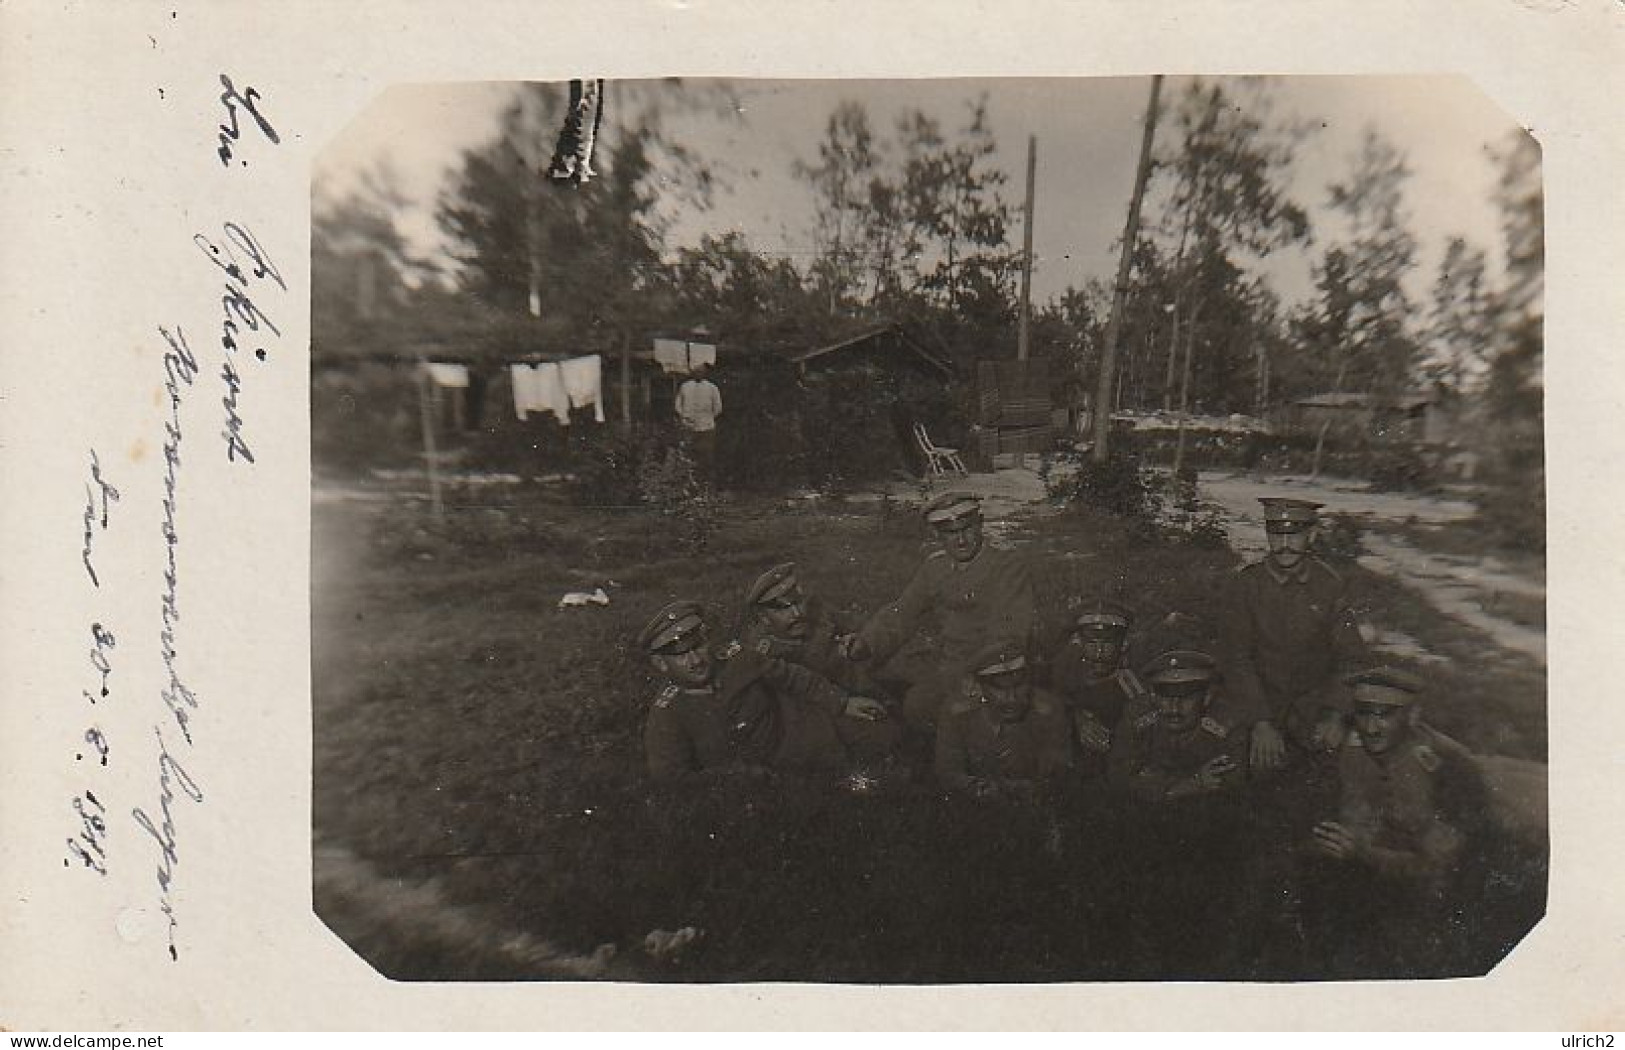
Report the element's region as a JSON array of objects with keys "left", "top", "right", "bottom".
[
  {"left": 653, "top": 684, "right": 680, "bottom": 709},
  {"left": 1413, "top": 743, "right": 1442, "bottom": 773},
  {"left": 717, "top": 640, "right": 742, "bottom": 660},
  {"left": 1116, "top": 669, "right": 1148, "bottom": 699},
  {"left": 1200, "top": 716, "right": 1230, "bottom": 740},
  {"left": 927, "top": 549, "right": 947, "bottom": 562},
  {"left": 1133, "top": 709, "right": 1159, "bottom": 731}
]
